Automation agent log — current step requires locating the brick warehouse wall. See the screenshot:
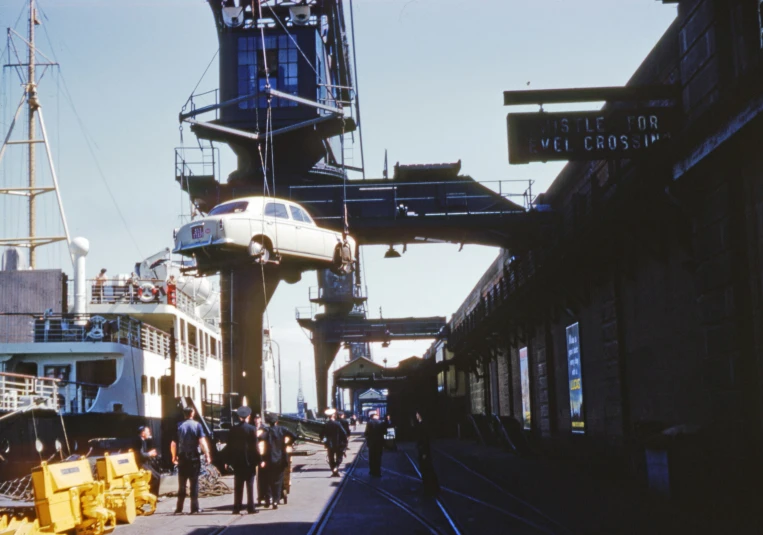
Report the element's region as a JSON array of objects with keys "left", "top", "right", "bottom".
[{"left": 440, "top": 3, "right": 763, "bottom": 500}]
